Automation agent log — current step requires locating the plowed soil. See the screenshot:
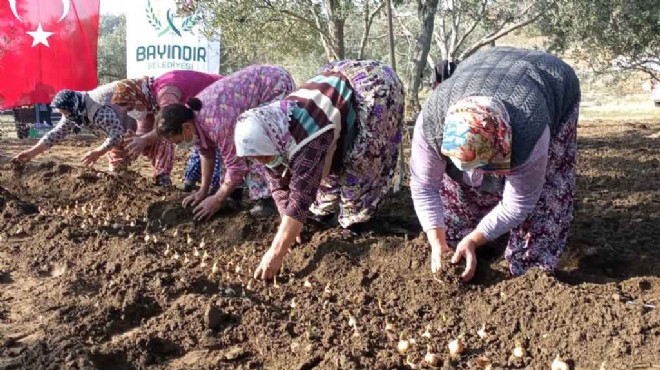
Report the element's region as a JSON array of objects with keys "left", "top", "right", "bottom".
[{"left": 1, "top": 118, "right": 659, "bottom": 370}]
